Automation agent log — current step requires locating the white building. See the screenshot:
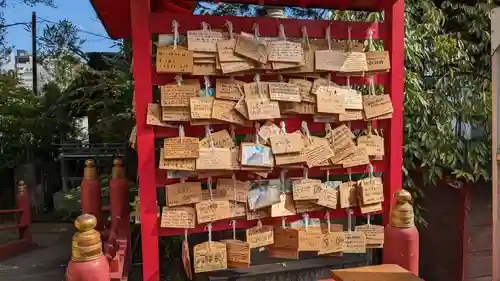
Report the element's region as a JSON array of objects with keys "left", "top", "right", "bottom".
[{"left": 1, "top": 49, "right": 52, "bottom": 92}]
